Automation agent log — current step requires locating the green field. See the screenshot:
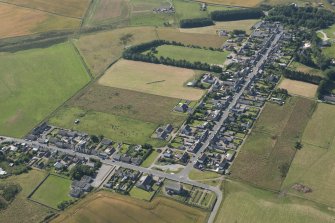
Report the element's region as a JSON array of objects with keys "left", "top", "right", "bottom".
[
  {"left": 49, "top": 106, "right": 164, "bottom": 146},
  {"left": 231, "top": 97, "right": 316, "bottom": 190},
  {"left": 0, "top": 42, "right": 91, "bottom": 137},
  {"left": 289, "top": 61, "right": 324, "bottom": 77},
  {"left": 141, "top": 150, "right": 160, "bottom": 168},
  {"left": 129, "top": 186, "right": 155, "bottom": 201},
  {"left": 31, "top": 175, "right": 72, "bottom": 209},
  {"left": 283, "top": 103, "right": 335, "bottom": 207},
  {"left": 215, "top": 180, "right": 335, "bottom": 223},
  {"left": 0, "top": 170, "right": 51, "bottom": 223},
  {"left": 151, "top": 45, "right": 229, "bottom": 65}
]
